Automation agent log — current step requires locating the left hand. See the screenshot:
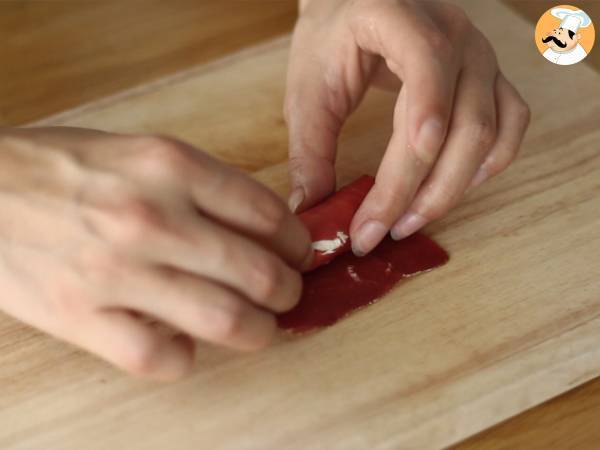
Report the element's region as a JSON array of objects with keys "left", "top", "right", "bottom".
[{"left": 284, "top": 0, "right": 530, "bottom": 255}]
